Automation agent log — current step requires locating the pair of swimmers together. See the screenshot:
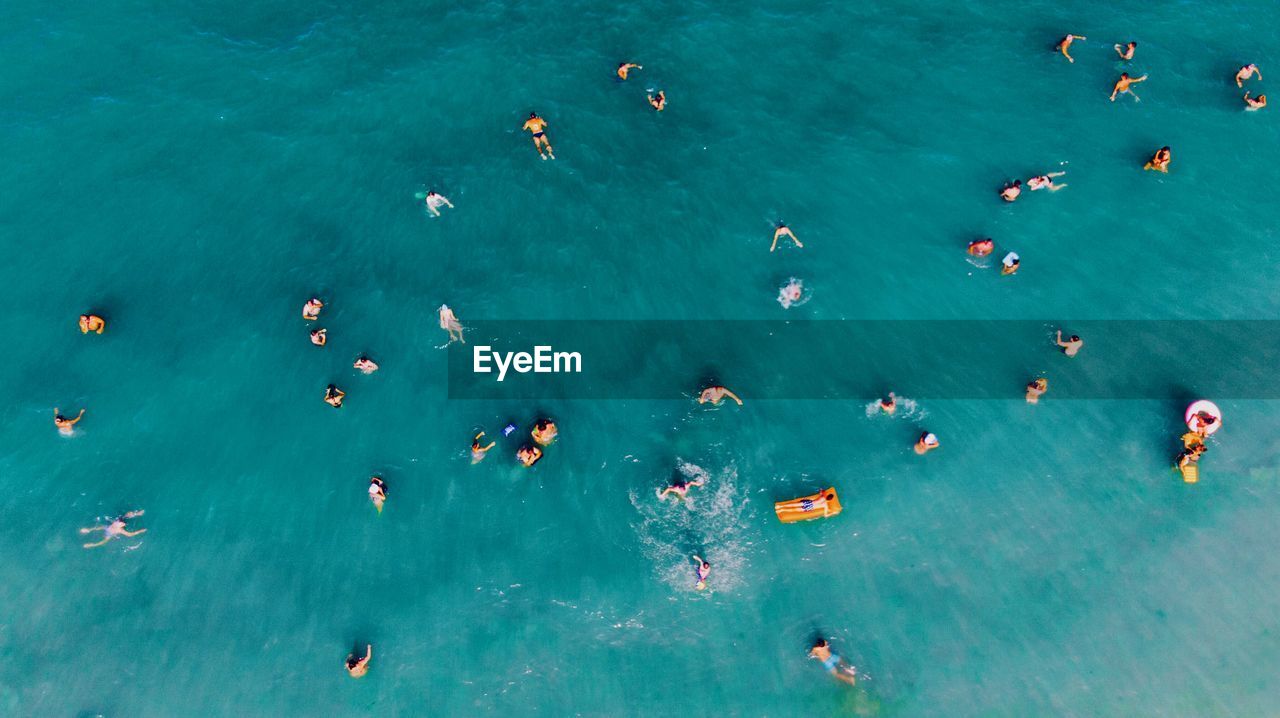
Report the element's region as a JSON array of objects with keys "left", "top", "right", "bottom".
[
  {"left": 1055, "top": 35, "right": 1140, "bottom": 63},
  {"left": 1000, "top": 171, "right": 1067, "bottom": 202},
  {"left": 872, "top": 395, "right": 939, "bottom": 454},
  {"left": 966, "top": 239, "right": 1020, "bottom": 275}
]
